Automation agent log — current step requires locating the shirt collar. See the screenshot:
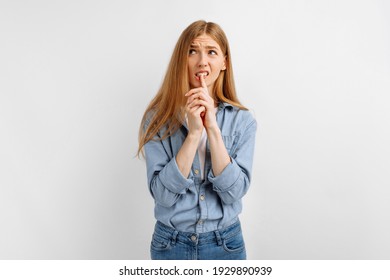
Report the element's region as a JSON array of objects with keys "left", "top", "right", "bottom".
[{"left": 218, "top": 102, "right": 234, "bottom": 110}]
